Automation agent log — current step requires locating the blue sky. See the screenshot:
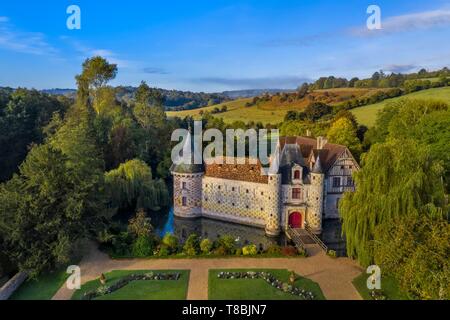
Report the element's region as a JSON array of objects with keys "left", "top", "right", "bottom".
[{"left": 1, "top": 0, "right": 450, "bottom": 92}]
